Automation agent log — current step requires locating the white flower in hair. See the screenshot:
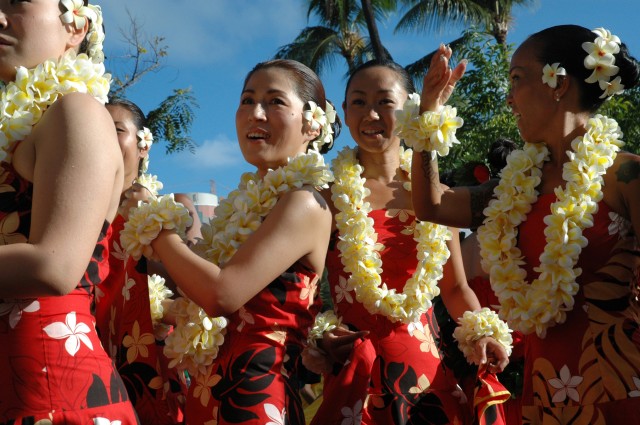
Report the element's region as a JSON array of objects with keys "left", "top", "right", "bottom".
[
  {"left": 137, "top": 127, "right": 154, "bottom": 149},
  {"left": 582, "top": 27, "right": 623, "bottom": 97},
  {"left": 542, "top": 63, "right": 566, "bottom": 88},
  {"left": 592, "top": 28, "right": 621, "bottom": 52},
  {"left": 599, "top": 76, "right": 625, "bottom": 99},
  {"left": 60, "top": 0, "right": 95, "bottom": 30},
  {"left": 304, "top": 101, "right": 336, "bottom": 152}
]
